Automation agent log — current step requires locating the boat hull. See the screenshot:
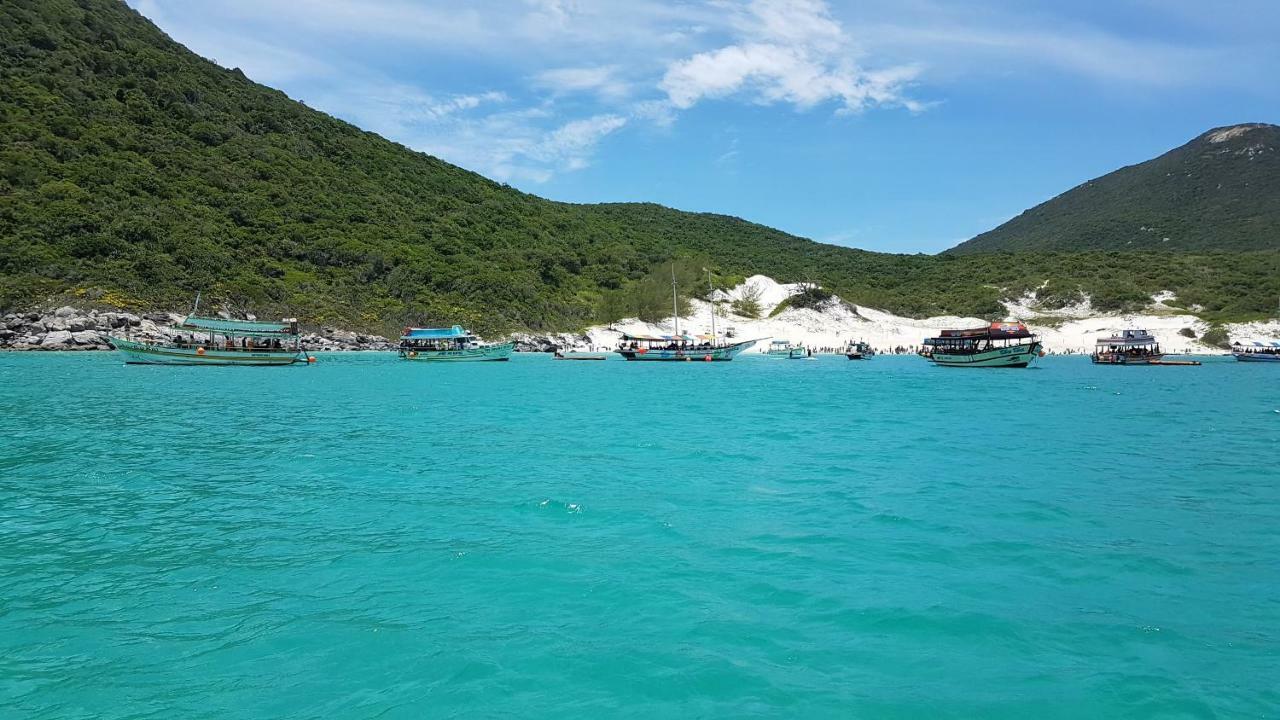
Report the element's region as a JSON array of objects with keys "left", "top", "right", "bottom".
[
  {"left": 1091, "top": 353, "right": 1165, "bottom": 365},
  {"left": 928, "top": 342, "right": 1043, "bottom": 368},
  {"left": 110, "top": 337, "right": 308, "bottom": 366},
  {"left": 1234, "top": 352, "right": 1280, "bottom": 362},
  {"left": 619, "top": 340, "right": 753, "bottom": 362},
  {"left": 400, "top": 342, "right": 514, "bottom": 362}
]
